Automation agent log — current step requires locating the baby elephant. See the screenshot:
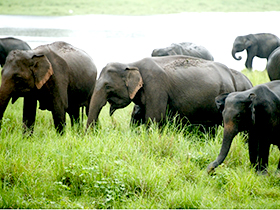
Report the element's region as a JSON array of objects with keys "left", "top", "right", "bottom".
[
  {"left": 232, "top": 33, "right": 280, "bottom": 70},
  {"left": 207, "top": 81, "right": 280, "bottom": 174},
  {"left": 0, "top": 41, "right": 97, "bottom": 134}
]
